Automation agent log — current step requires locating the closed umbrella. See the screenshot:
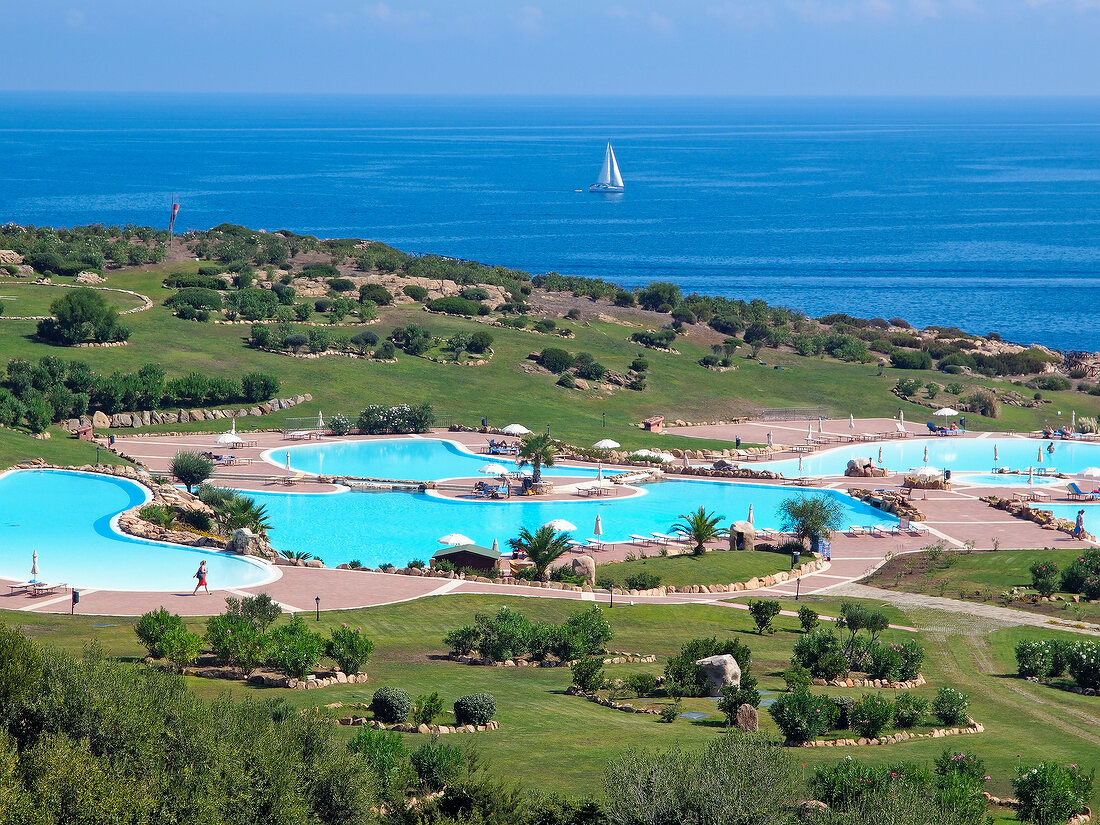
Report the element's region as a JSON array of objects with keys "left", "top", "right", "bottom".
[
  {"left": 31, "top": 550, "right": 38, "bottom": 581},
  {"left": 593, "top": 439, "right": 620, "bottom": 449},
  {"left": 594, "top": 514, "right": 603, "bottom": 538},
  {"left": 818, "top": 417, "right": 823, "bottom": 433},
  {"left": 766, "top": 432, "right": 773, "bottom": 448},
  {"left": 994, "top": 445, "right": 999, "bottom": 464},
  {"left": 807, "top": 422, "right": 813, "bottom": 439},
  {"left": 923, "top": 444, "right": 929, "bottom": 463},
  {"left": 491, "top": 538, "right": 499, "bottom": 555},
  {"left": 317, "top": 411, "right": 325, "bottom": 429},
  {"left": 502, "top": 424, "right": 531, "bottom": 436},
  {"left": 438, "top": 533, "right": 473, "bottom": 546},
  {"left": 747, "top": 504, "right": 754, "bottom": 524},
  {"left": 849, "top": 414, "right": 855, "bottom": 430},
  {"left": 543, "top": 519, "right": 576, "bottom": 532},
  {"left": 285, "top": 452, "right": 291, "bottom": 471},
  {"left": 878, "top": 446, "right": 883, "bottom": 463},
  {"left": 1037, "top": 448, "right": 1043, "bottom": 465},
  {"left": 798, "top": 454, "right": 803, "bottom": 473},
  {"left": 900, "top": 410, "right": 905, "bottom": 427},
  {"left": 1028, "top": 467, "right": 1034, "bottom": 486}
]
